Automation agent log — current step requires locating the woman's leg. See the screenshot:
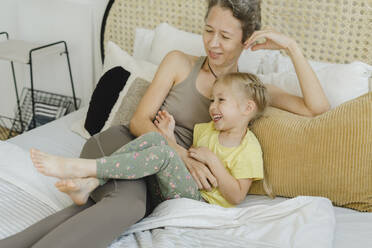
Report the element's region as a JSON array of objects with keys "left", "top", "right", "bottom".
[
  {"left": 0, "top": 125, "right": 148, "bottom": 248},
  {"left": 30, "top": 125, "right": 149, "bottom": 248},
  {"left": 32, "top": 179, "right": 146, "bottom": 248},
  {"left": 0, "top": 200, "right": 94, "bottom": 248}
]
